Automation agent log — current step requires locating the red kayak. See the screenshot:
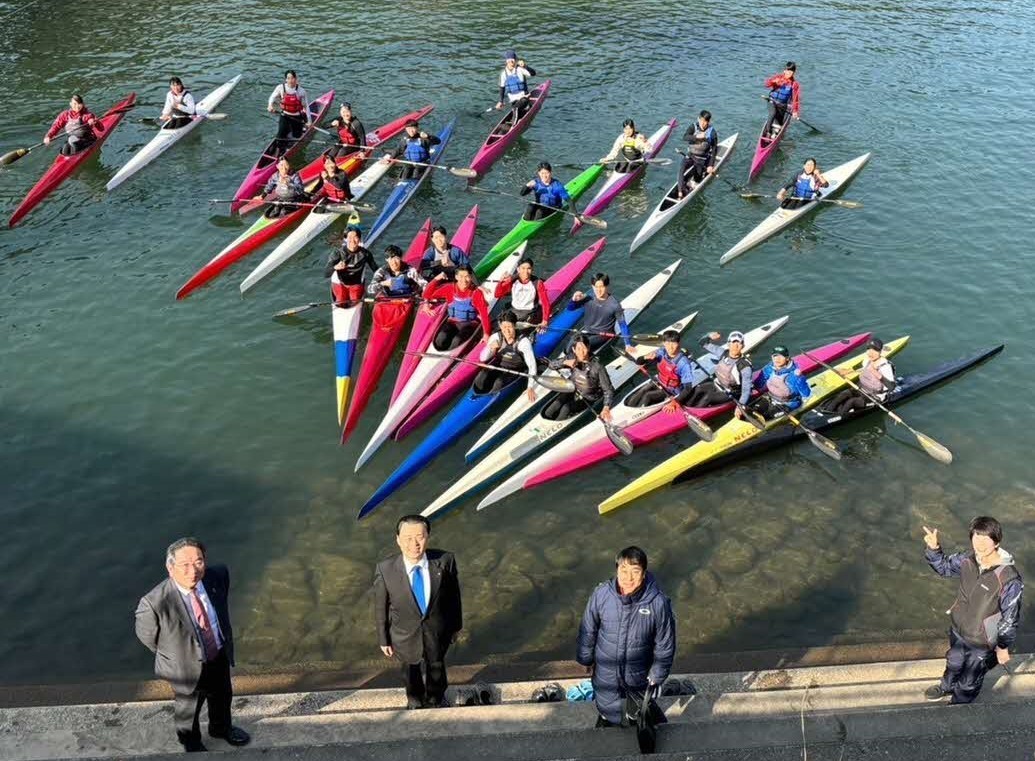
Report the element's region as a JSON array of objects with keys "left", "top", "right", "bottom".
[
  {"left": 9, "top": 92, "right": 137, "bottom": 227},
  {"left": 340, "top": 218, "right": 433, "bottom": 443}
]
